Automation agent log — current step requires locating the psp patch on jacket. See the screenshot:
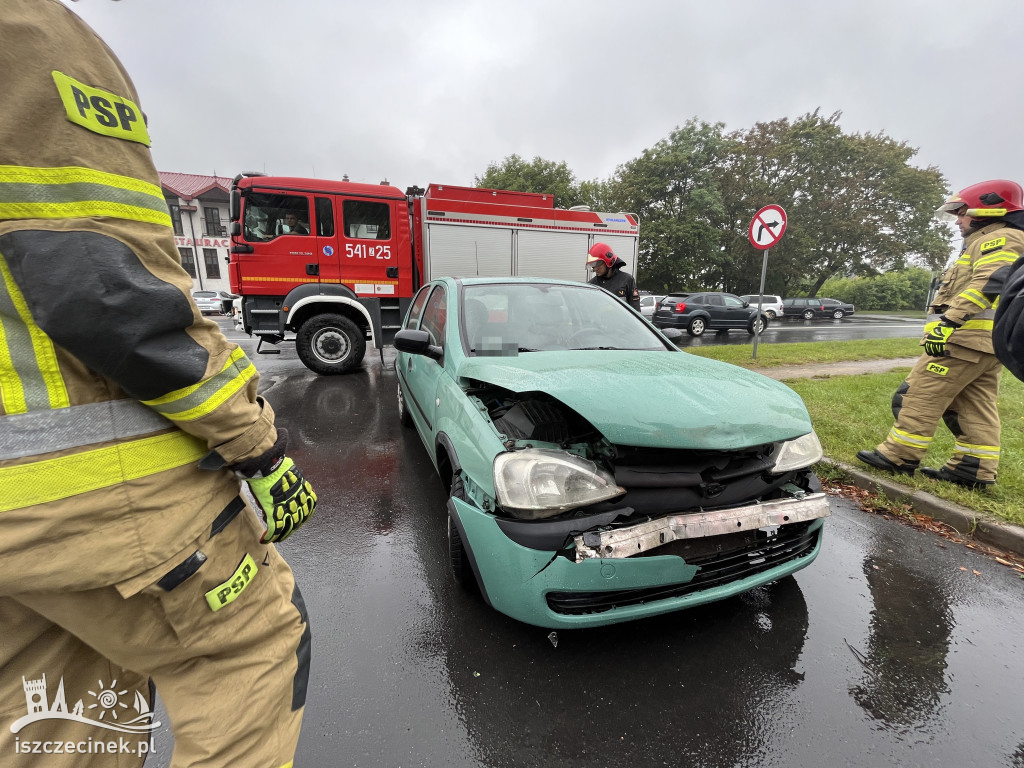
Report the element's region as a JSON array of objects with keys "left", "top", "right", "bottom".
[
  {"left": 51, "top": 70, "right": 150, "bottom": 146},
  {"left": 981, "top": 237, "right": 1007, "bottom": 255}
]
